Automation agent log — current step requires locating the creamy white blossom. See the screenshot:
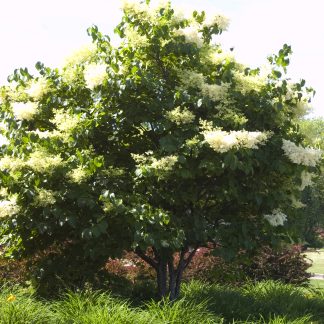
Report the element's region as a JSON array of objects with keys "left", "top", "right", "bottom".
[
  {"left": 170, "top": 7, "right": 186, "bottom": 24},
  {"left": 204, "top": 14, "right": 230, "bottom": 30},
  {"left": 203, "top": 129, "right": 269, "bottom": 153},
  {"left": 177, "top": 69, "right": 229, "bottom": 102},
  {"left": 132, "top": 152, "right": 178, "bottom": 177},
  {"left": 34, "top": 189, "right": 56, "bottom": 207},
  {"left": 291, "top": 195, "right": 306, "bottom": 209},
  {"left": 124, "top": 27, "right": 148, "bottom": 47},
  {"left": 294, "top": 100, "right": 311, "bottom": 117},
  {"left": 175, "top": 26, "right": 203, "bottom": 48},
  {"left": 282, "top": 139, "right": 322, "bottom": 167},
  {"left": 150, "top": 155, "right": 178, "bottom": 172},
  {"left": 234, "top": 71, "right": 266, "bottom": 94},
  {"left": 67, "top": 166, "right": 89, "bottom": 184},
  {"left": 210, "top": 50, "right": 235, "bottom": 65},
  {"left": 0, "top": 195, "right": 20, "bottom": 218},
  {"left": 264, "top": 209, "right": 287, "bottom": 226},
  {"left": 51, "top": 110, "right": 80, "bottom": 133},
  {"left": 63, "top": 43, "right": 96, "bottom": 67},
  {"left": 0, "top": 156, "right": 25, "bottom": 172},
  {"left": 300, "top": 171, "right": 314, "bottom": 190},
  {"left": 28, "top": 129, "right": 59, "bottom": 139},
  {"left": 120, "top": 0, "right": 153, "bottom": 18},
  {"left": 25, "top": 77, "right": 49, "bottom": 100},
  {"left": 0, "top": 121, "right": 7, "bottom": 132},
  {"left": 26, "top": 150, "right": 64, "bottom": 173},
  {"left": 61, "top": 66, "right": 80, "bottom": 84},
  {"left": 165, "top": 107, "right": 195, "bottom": 125},
  {"left": 0, "top": 187, "right": 8, "bottom": 197},
  {"left": 199, "top": 119, "right": 214, "bottom": 132},
  {"left": 0, "top": 134, "right": 9, "bottom": 146},
  {"left": 84, "top": 63, "right": 107, "bottom": 89},
  {"left": 12, "top": 102, "right": 38, "bottom": 120}
]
